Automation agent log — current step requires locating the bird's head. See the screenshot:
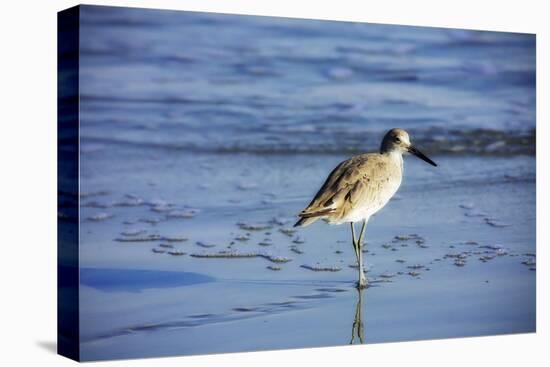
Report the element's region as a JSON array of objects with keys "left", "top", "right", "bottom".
[{"left": 380, "top": 128, "right": 437, "bottom": 167}]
